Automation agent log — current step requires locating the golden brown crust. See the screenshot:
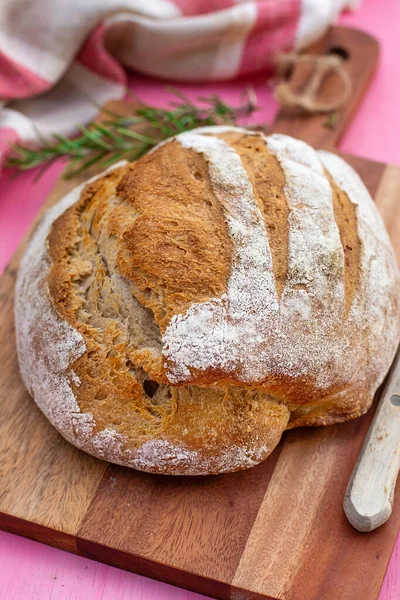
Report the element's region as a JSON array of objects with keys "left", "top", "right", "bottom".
[
  {"left": 15, "top": 127, "right": 400, "bottom": 475},
  {"left": 43, "top": 157, "right": 289, "bottom": 472},
  {"left": 325, "top": 169, "right": 361, "bottom": 317},
  {"left": 115, "top": 141, "right": 232, "bottom": 329}
]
